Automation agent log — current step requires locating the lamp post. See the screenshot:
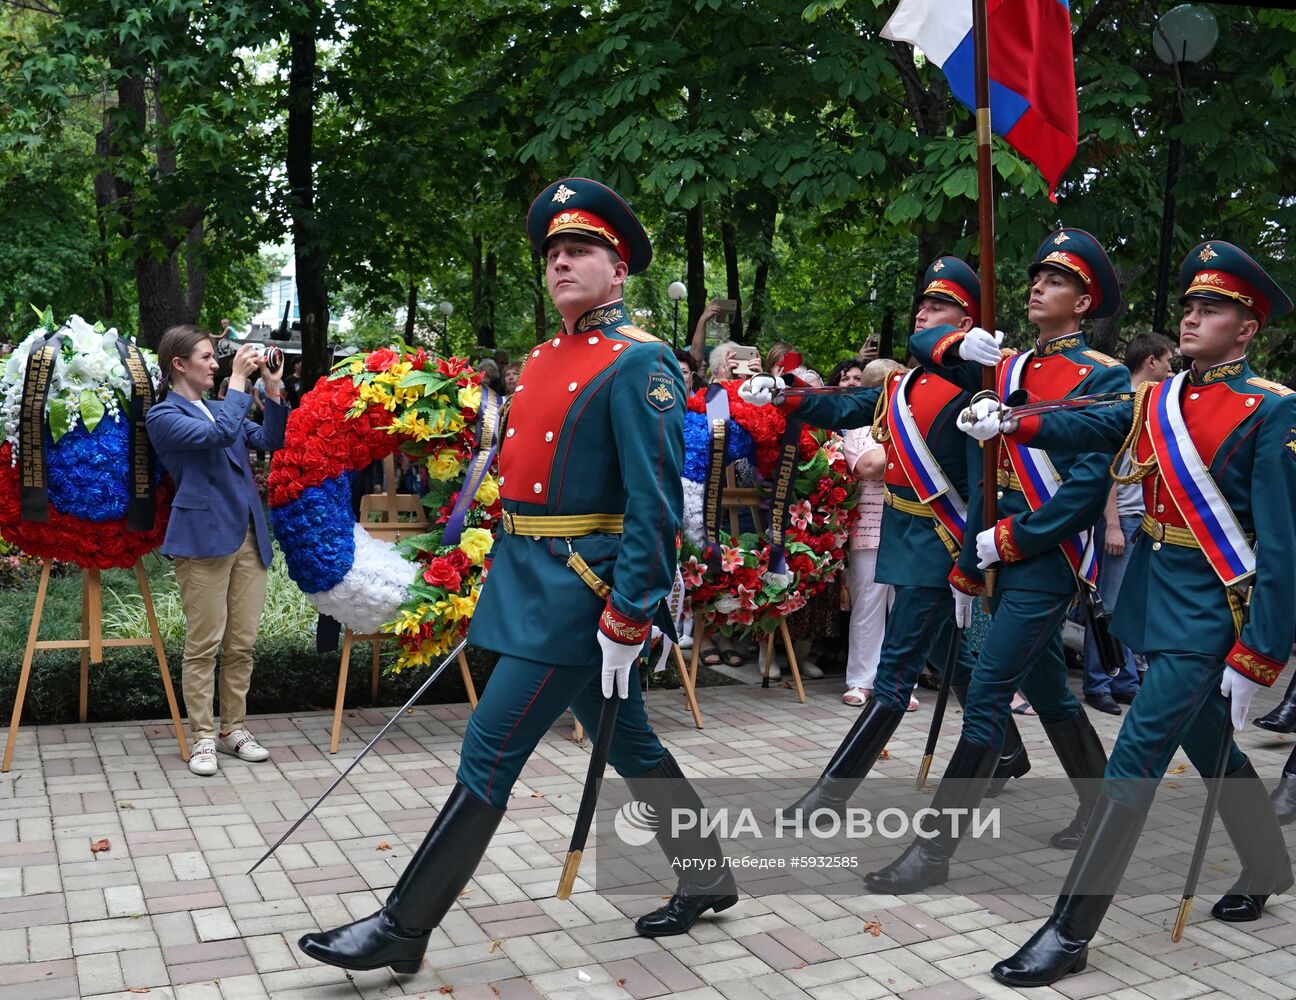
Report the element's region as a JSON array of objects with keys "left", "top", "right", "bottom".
[
  {"left": 667, "top": 280, "right": 687, "bottom": 348},
  {"left": 1151, "top": 4, "right": 1218, "bottom": 334},
  {"left": 437, "top": 300, "right": 454, "bottom": 357}
]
